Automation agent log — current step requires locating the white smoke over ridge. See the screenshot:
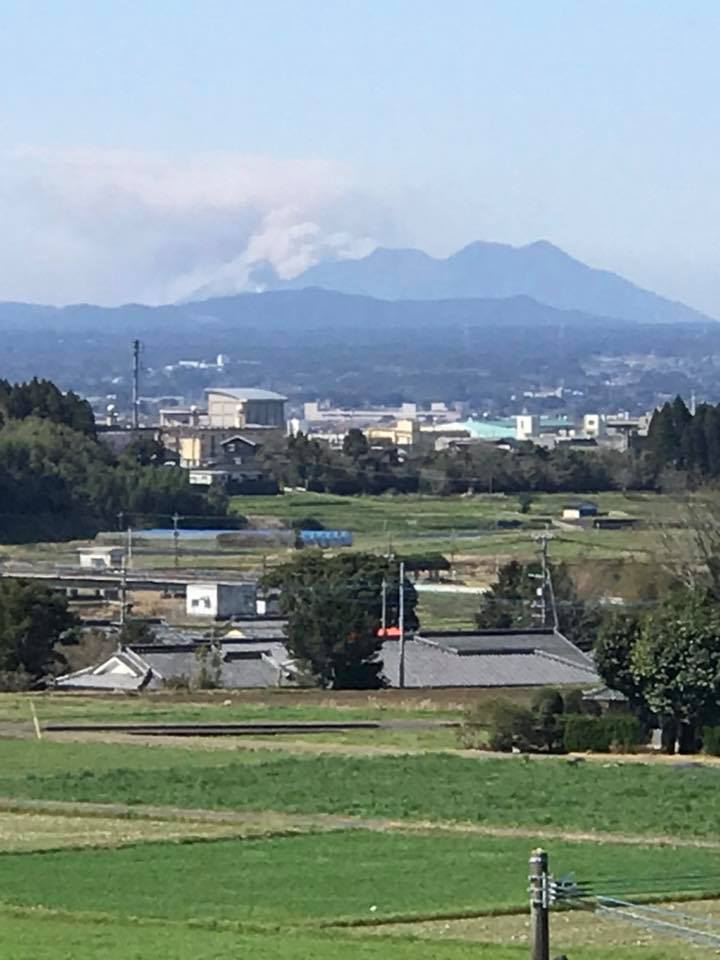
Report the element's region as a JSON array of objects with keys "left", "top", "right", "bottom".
[{"left": 0, "top": 148, "right": 387, "bottom": 306}]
